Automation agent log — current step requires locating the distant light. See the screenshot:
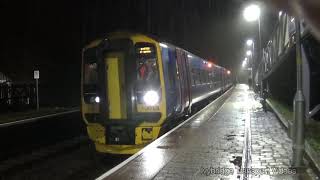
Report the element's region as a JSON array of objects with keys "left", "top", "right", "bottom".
[
  {"left": 208, "top": 63, "right": 212, "bottom": 68},
  {"left": 243, "top": 4, "right": 261, "bottom": 22},
  {"left": 95, "top": 96, "right": 100, "bottom": 103},
  {"left": 187, "top": 55, "right": 193, "bottom": 58},
  {"left": 139, "top": 50, "right": 151, "bottom": 54},
  {"left": 140, "top": 47, "right": 151, "bottom": 51},
  {"left": 246, "top": 39, "right": 254, "bottom": 46},
  {"left": 246, "top": 50, "right": 252, "bottom": 56},
  {"left": 242, "top": 60, "right": 247, "bottom": 68},
  {"left": 244, "top": 57, "right": 248, "bottom": 61},
  {"left": 159, "top": 43, "right": 168, "bottom": 48},
  {"left": 203, "top": 61, "right": 206, "bottom": 64},
  {"left": 291, "top": 18, "right": 295, "bottom": 23},
  {"left": 227, "top": 70, "right": 231, "bottom": 75},
  {"left": 279, "top": 11, "right": 283, "bottom": 17}
]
